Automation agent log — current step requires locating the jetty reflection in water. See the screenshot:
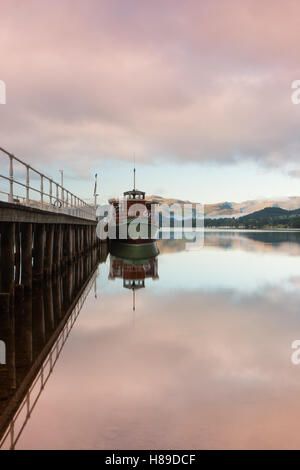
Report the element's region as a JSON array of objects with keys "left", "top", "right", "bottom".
[
  {"left": 4, "top": 231, "right": 300, "bottom": 449},
  {"left": 0, "top": 247, "right": 102, "bottom": 450}
]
